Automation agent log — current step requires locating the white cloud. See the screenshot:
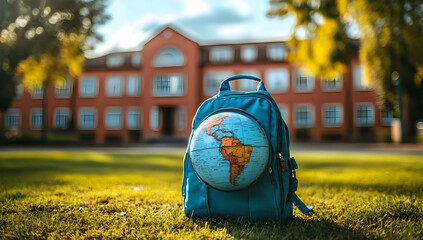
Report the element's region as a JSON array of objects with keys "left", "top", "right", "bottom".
[
  {"left": 223, "top": 0, "right": 251, "bottom": 16},
  {"left": 217, "top": 24, "right": 249, "bottom": 39},
  {"left": 183, "top": 0, "right": 210, "bottom": 17}
]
